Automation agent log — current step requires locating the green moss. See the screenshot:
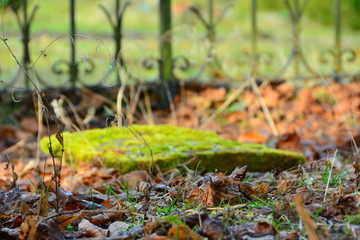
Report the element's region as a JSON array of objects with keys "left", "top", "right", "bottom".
[{"left": 40, "top": 125, "right": 306, "bottom": 173}]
